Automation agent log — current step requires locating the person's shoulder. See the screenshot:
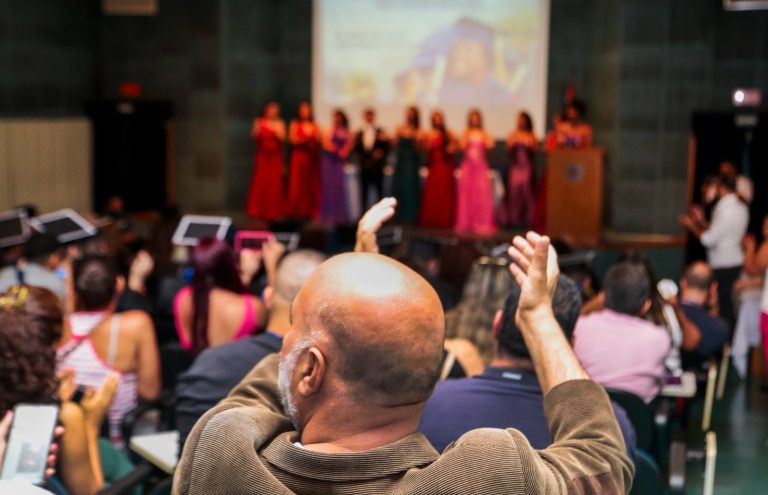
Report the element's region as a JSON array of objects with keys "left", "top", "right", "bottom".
[{"left": 117, "top": 310, "right": 155, "bottom": 337}]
